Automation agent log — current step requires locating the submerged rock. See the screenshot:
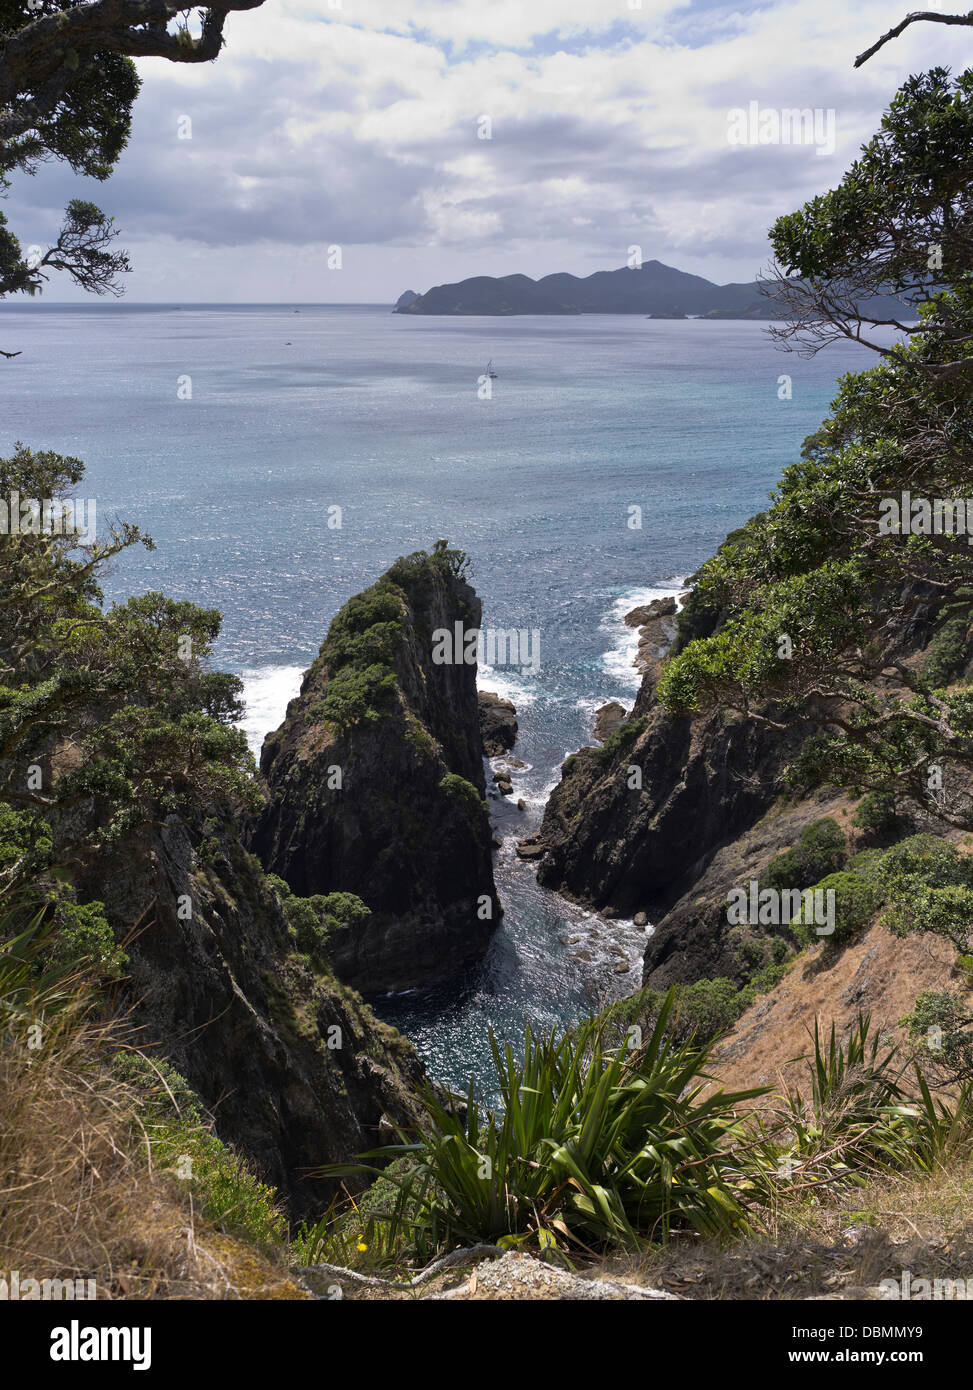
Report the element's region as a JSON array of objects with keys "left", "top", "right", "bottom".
[
  {"left": 493, "top": 769, "right": 514, "bottom": 796},
  {"left": 516, "top": 834, "right": 547, "bottom": 861}
]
